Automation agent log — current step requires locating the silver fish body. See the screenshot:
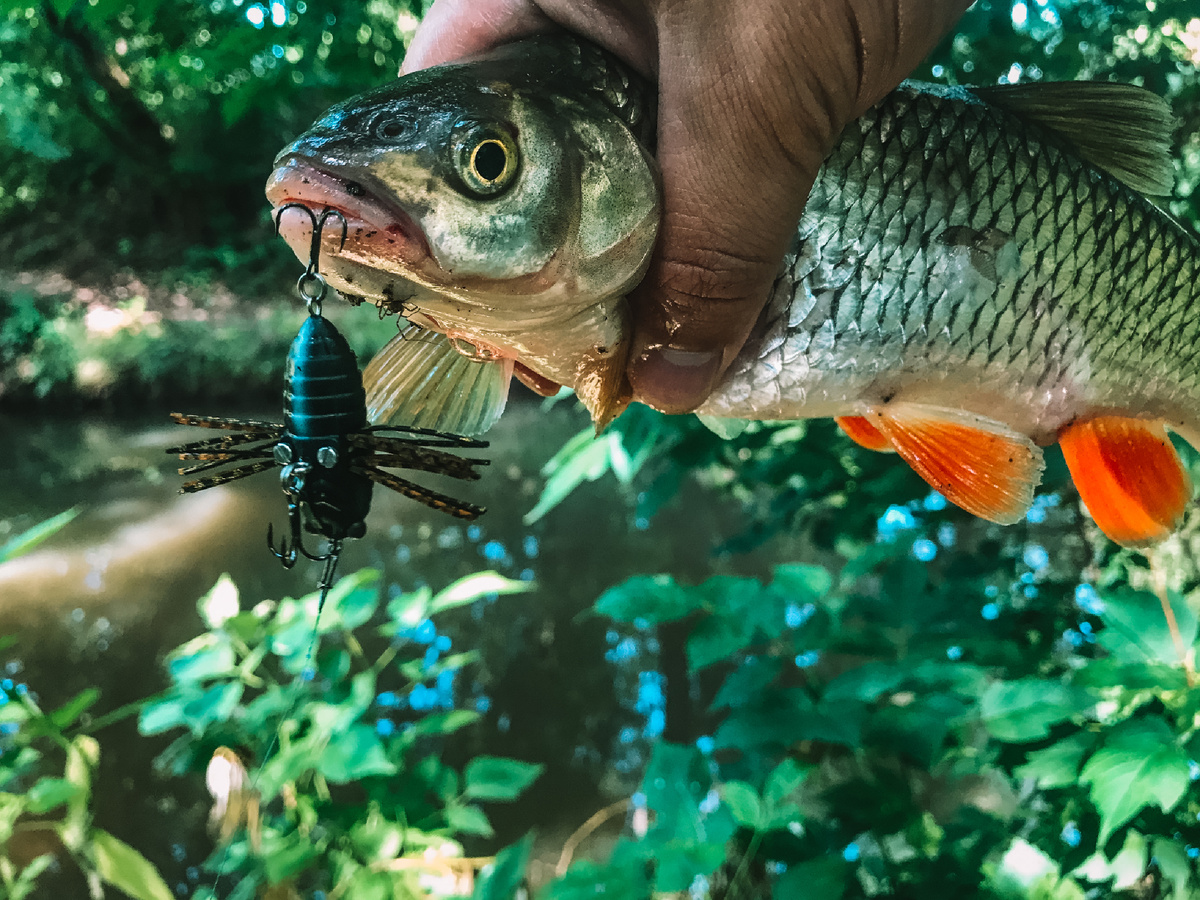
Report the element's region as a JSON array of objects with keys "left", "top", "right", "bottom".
[
  {"left": 268, "top": 36, "right": 1198, "bottom": 544},
  {"left": 704, "top": 82, "right": 1198, "bottom": 447}
]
